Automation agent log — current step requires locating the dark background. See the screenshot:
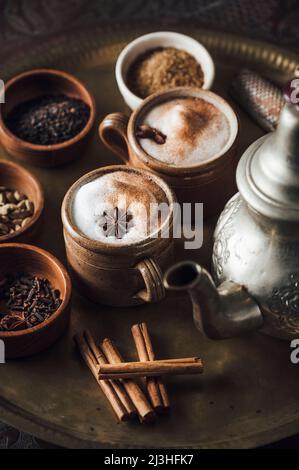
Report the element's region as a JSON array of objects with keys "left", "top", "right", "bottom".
[
  {"left": 0, "top": 0, "right": 299, "bottom": 449},
  {"left": 1, "top": 0, "right": 299, "bottom": 62}
]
